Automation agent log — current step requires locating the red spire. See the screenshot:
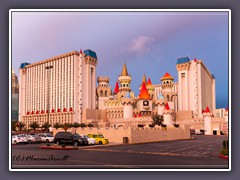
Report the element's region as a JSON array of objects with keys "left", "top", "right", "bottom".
[
  {"left": 133, "top": 113, "right": 137, "bottom": 118},
  {"left": 41, "top": 110, "right": 44, "bottom": 114},
  {"left": 57, "top": 108, "right": 61, "bottom": 112},
  {"left": 165, "top": 103, "right": 170, "bottom": 110},
  {"left": 69, "top": 107, "right": 73, "bottom": 111},
  {"left": 46, "top": 110, "right": 49, "bottom": 113},
  {"left": 194, "top": 58, "right": 197, "bottom": 62},
  {"left": 63, "top": 108, "right": 67, "bottom": 112},
  {"left": 205, "top": 106, "right": 211, "bottom": 113},
  {"left": 31, "top": 111, "right": 34, "bottom": 114},
  {"left": 147, "top": 77, "right": 152, "bottom": 85},
  {"left": 138, "top": 81, "right": 151, "bottom": 100},
  {"left": 51, "top": 109, "right": 55, "bottom": 113},
  {"left": 138, "top": 113, "right": 141, "bottom": 117},
  {"left": 26, "top": 111, "right": 30, "bottom": 115},
  {"left": 113, "top": 81, "right": 119, "bottom": 94},
  {"left": 80, "top": 49, "right": 83, "bottom": 54},
  {"left": 36, "top": 110, "right": 39, "bottom": 114}
]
